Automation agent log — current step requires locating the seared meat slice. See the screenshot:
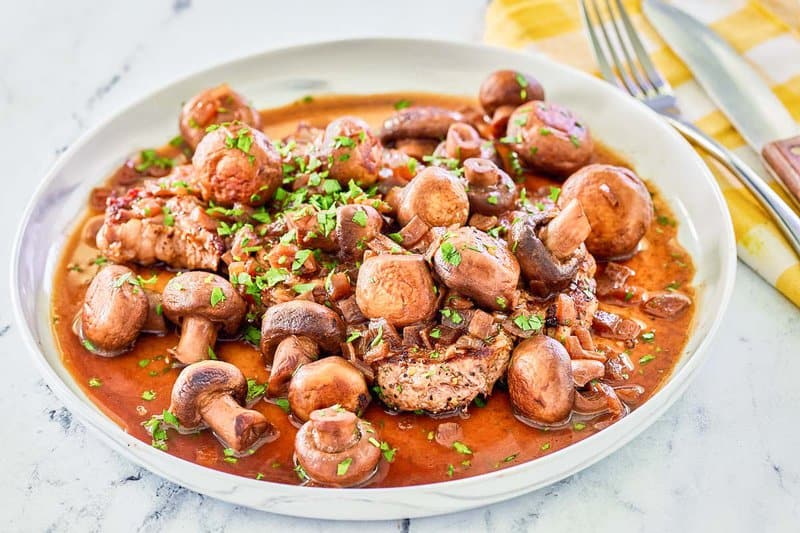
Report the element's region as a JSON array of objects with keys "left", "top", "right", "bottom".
[
  {"left": 97, "top": 193, "right": 224, "bottom": 270},
  {"left": 375, "top": 333, "right": 512, "bottom": 413}
]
